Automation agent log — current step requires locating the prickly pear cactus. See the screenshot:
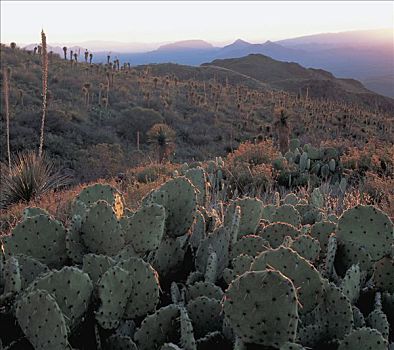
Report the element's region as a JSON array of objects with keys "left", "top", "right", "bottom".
[
  {"left": 22, "top": 206, "right": 49, "bottom": 219},
  {"left": 106, "top": 334, "right": 138, "bottom": 350},
  {"left": 96, "top": 265, "right": 132, "bottom": 329},
  {"left": 186, "top": 281, "right": 223, "bottom": 302},
  {"left": 143, "top": 177, "right": 197, "bottom": 237},
  {"left": 336, "top": 205, "right": 393, "bottom": 261},
  {"left": 3, "top": 214, "right": 67, "bottom": 268},
  {"left": 134, "top": 304, "right": 180, "bottom": 350},
  {"left": 3, "top": 256, "right": 21, "bottom": 294},
  {"left": 223, "top": 254, "right": 254, "bottom": 285},
  {"left": 310, "top": 221, "right": 336, "bottom": 254},
  {"left": 16, "top": 289, "right": 68, "bottom": 350},
  {"left": 26, "top": 266, "right": 93, "bottom": 329},
  {"left": 75, "top": 183, "right": 124, "bottom": 218},
  {"left": 373, "top": 257, "right": 394, "bottom": 293},
  {"left": 117, "top": 257, "right": 160, "bottom": 318},
  {"left": 230, "top": 234, "right": 270, "bottom": 260},
  {"left": 82, "top": 253, "right": 116, "bottom": 284},
  {"left": 12, "top": 254, "right": 49, "bottom": 290},
  {"left": 223, "top": 270, "right": 298, "bottom": 347},
  {"left": 340, "top": 264, "right": 361, "bottom": 304},
  {"left": 81, "top": 200, "right": 125, "bottom": 255},
  {"left": 65, "top": 214, "right": 85, "bottom": 264},
  {"left": 185, "top": 167, "right": 208, "bottom": 206},
  {"left": 283, "top": 193, "right": 300, "bottom": 206},
  {"left": 252, "top": 246, "right": 324, "bottom": 314},
  {"left": 289, "top": 234, "right": 321, "bottom": 262},
  {"left": 224, "top": 197, "right": 263, "bottom": 237},
  {"left": 259, "top": 222, "right": 300, "bottom": 248},
  {"left": 337, "top": 327, "right": 388, "bottom": 350},
  {"left": 187, "top": 296, "right": 223, "bottom": 338},
  {"left": 272, "top": 204, "right": 301, "bottom": 227},
  {"left": 190, "top": 210, "right": 206, "bottom": 250},
  {"left": 123, "top": 203, "right": 165, "bottom": 254}
]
